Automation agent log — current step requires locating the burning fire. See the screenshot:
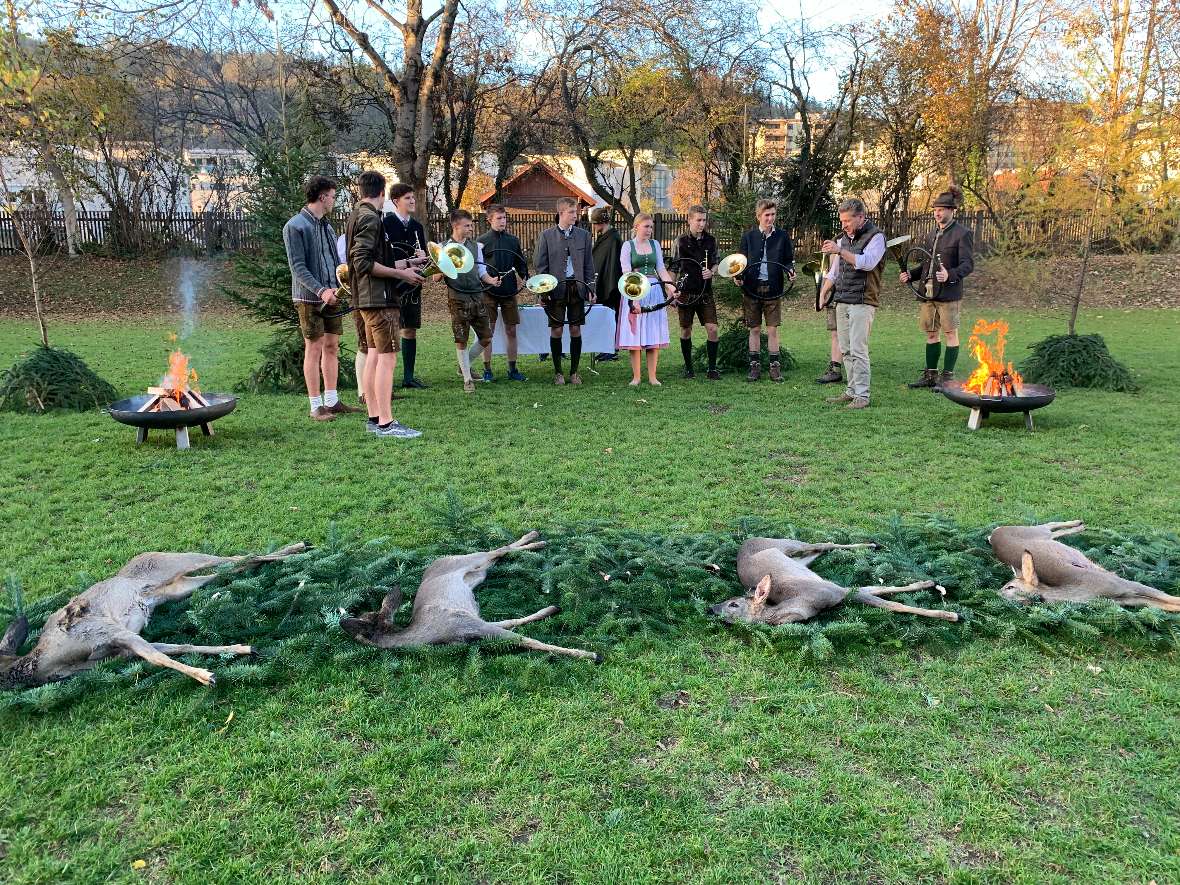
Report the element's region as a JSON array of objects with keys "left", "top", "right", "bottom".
[
  {"left": 964, "top": 318, "right": 1024, "bottom": 397},
  {"left": 163, "top": 349, "right": 200, "bottom": 398}
]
